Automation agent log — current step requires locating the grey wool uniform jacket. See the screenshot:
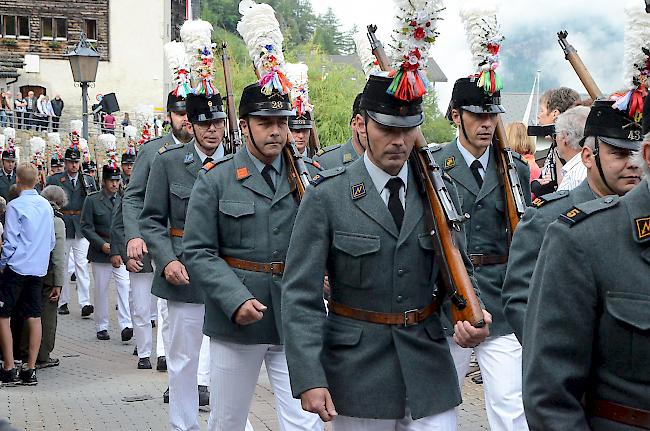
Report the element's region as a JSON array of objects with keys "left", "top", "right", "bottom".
[
  {"left": 47, "top": 172, "right": 98, "bottom": 239},
  {"left": 140, "top": 140, "right": 205, "bottom": 304},
  {"left": 281, "top": 158, "right": 479, "bottom": 420},
  {"left": 432, "top": 141, "right": 531, "bottom": 337},
  {"left": 0, "top": 171, "right": 16, "bottom": 202},
  {"left": 502, "top": 179, "right": 597, "bottom": 343},
  {"left": 523, "top": 180, "right": 650, "bottom": 431},
  {"left": 313, "top": 138, "right": 360, "bottom": 170},
  {"left": 80, "top": 190, "right": 119, "bottom": 264},
  {"left": 110, "top": 199, "right": 153, "bottom": 273},
  {"left": 183, "top": 148, "right": 321, "bottom": 345}
]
